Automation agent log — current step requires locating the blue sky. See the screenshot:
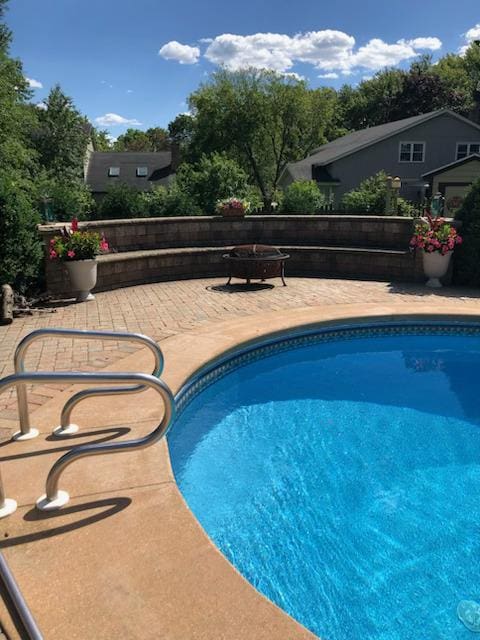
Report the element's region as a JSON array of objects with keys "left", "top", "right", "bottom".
[{"left": 7, "top": 0, "right": 480, "bottom": 139}]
